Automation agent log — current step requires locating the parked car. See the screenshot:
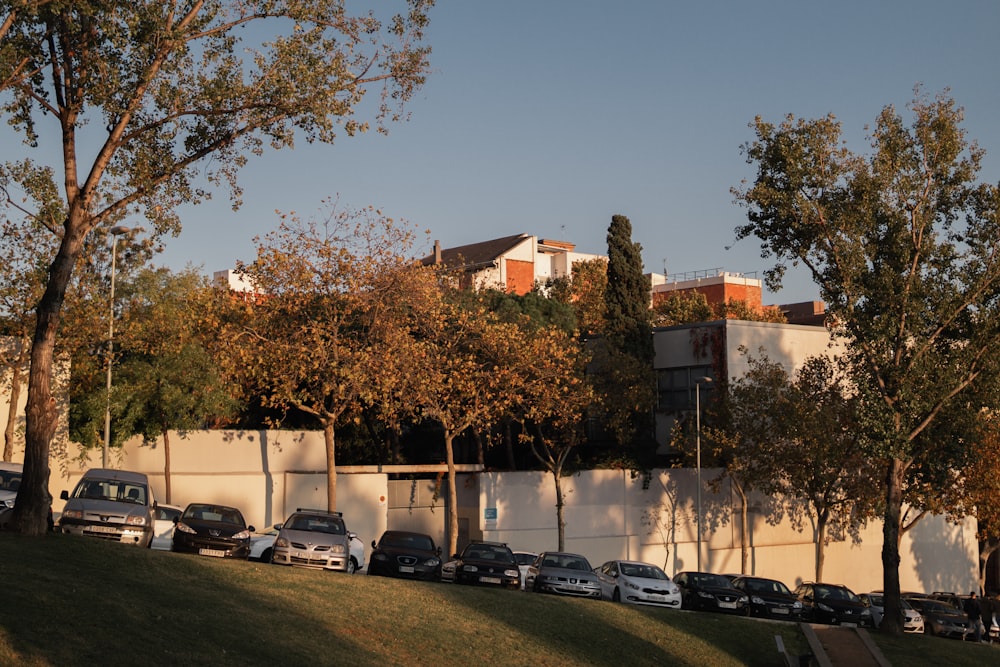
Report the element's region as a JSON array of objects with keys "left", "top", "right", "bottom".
[
  {"left": 249, "top": 527, "right": 279, "bottom": 562},
  {"left": 271, "top": 508, "right": 355, "bottom": 572},
  {"left": 731, "top": 576, "right": 803, "bottom": 620},
  {"left": 368, "top": 530, "right": 442, "bottom": 581},
  {"left": 58, "top": 468, "right": 156, "bottom": 547},
  {"left": 150, "top": 503, "right": 183, "bottom": 551},
  {"left": 448, "top": 541, "right": 521, "bottom": 590},
  {"left": 673, "top": 571, "right": 749, "bottom": 615},
  {"left": 594, "top": 560, "right": 681, "bottom": 608},
  {"left": 251, "top": 523, "right": 364, "bottom": 570},
  {"left": 904, "top": 595, "right": 969, "bottom": 638},
  {"left": 860, "top": 592, "right": 924, "bottom": 633},
  {"left": 0, "top": 461, "right": 54, "bottom": 531},
  {"left": 526, "top": 551, "right": 601, "bottom": 598},
  {"left": 513, "top": 551, "right": 538, "bottom": 590},
  {"left": 793, "top": 582, "right": 873, "bottom": 627},
  {"left": 171, "top": 503, "right": 255, "bottom": 558}
]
